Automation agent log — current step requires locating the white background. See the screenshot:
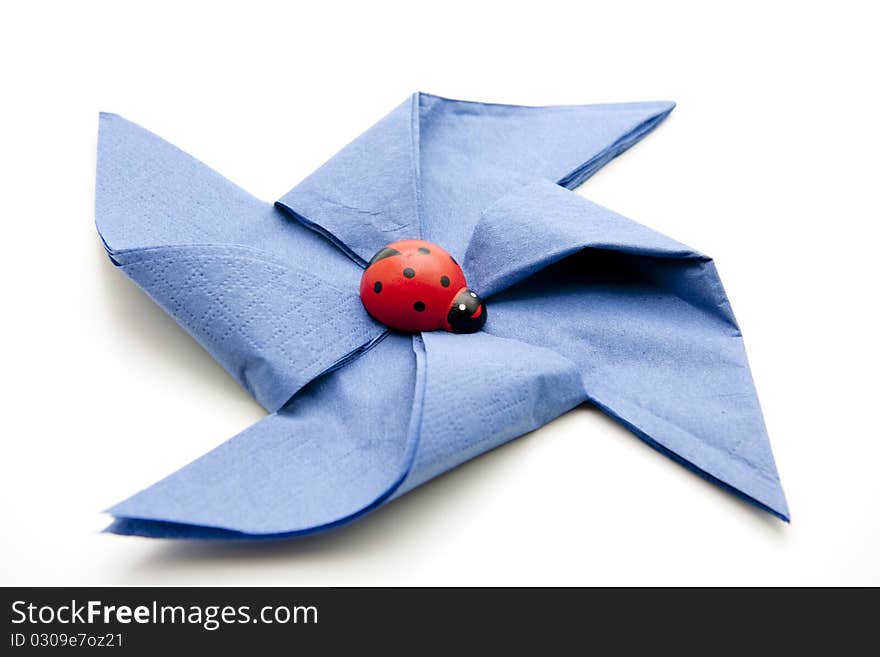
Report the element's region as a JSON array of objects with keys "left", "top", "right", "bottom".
[{"left": 1, "top": 1, "right": 878, "bottom": 586}]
